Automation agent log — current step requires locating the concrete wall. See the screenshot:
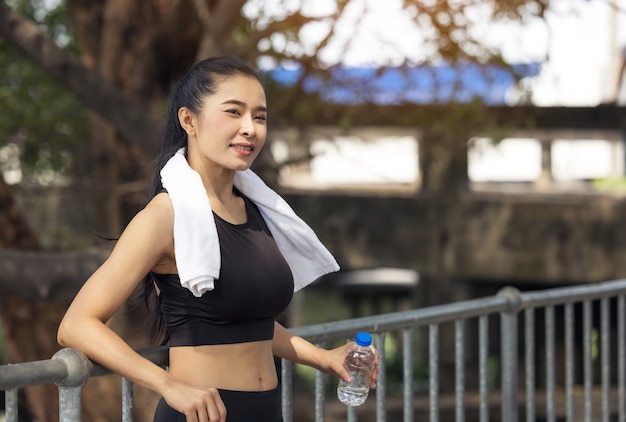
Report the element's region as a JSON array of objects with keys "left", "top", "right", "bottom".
[
  {"left": 284, "top": 189, "right": 626, "bottom": 286},
  {"left": 14, "top": 184, "right": 626, "bottom": 288}
]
